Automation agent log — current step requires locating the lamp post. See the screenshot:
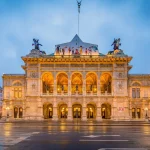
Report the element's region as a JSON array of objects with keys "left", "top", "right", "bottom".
[{"left": 6, "top": 107, "right": 10, "bottom": 120}]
